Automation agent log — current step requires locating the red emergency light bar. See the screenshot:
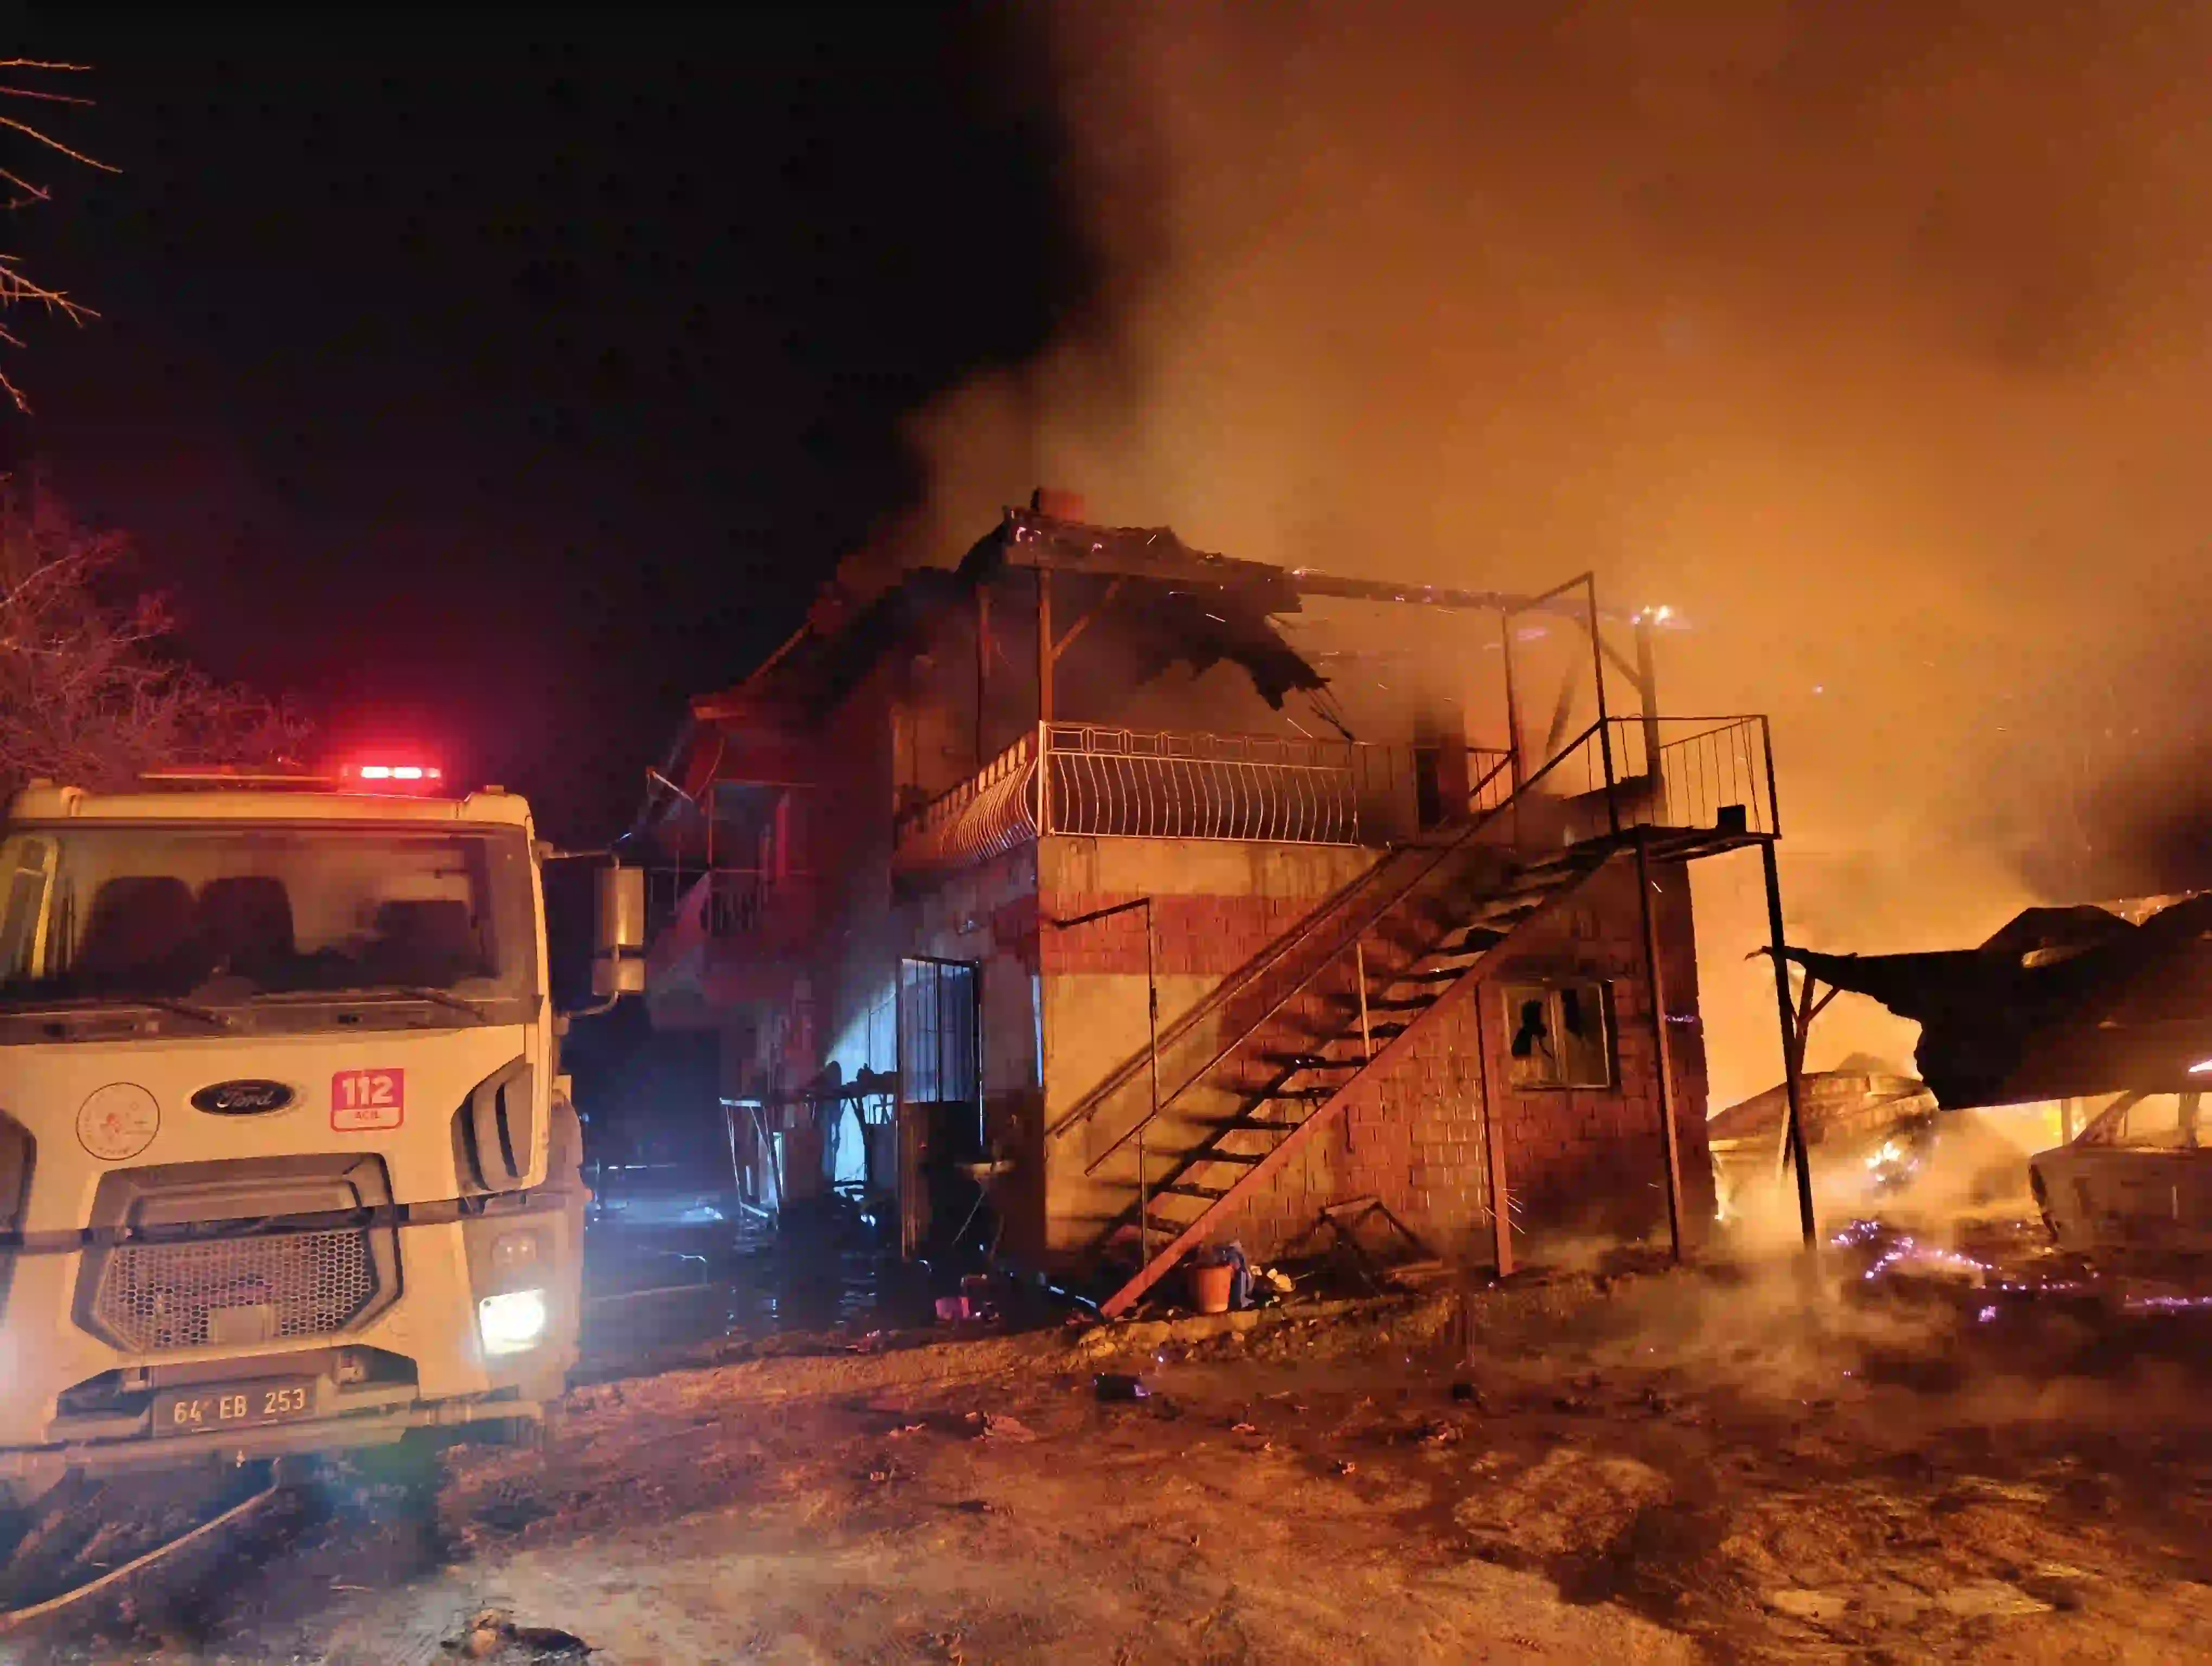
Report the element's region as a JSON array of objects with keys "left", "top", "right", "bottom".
[{"left": 338, "top": 761, "right": 446, "bottom": 793}]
